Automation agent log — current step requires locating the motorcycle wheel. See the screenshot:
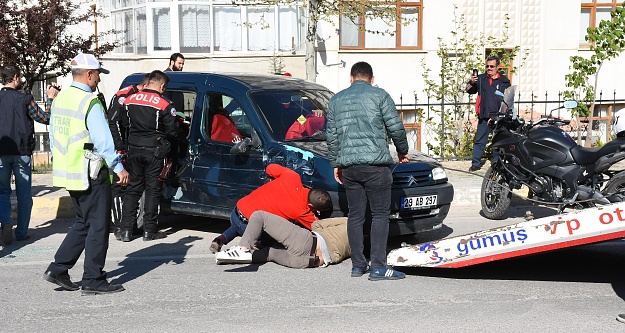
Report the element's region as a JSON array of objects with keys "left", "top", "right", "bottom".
[
  {"left": 604, "top": 170, "right": 625, "bottom": 202},
  {"left": 481, "top": 166, "right": 511, "bottom": 220}
]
